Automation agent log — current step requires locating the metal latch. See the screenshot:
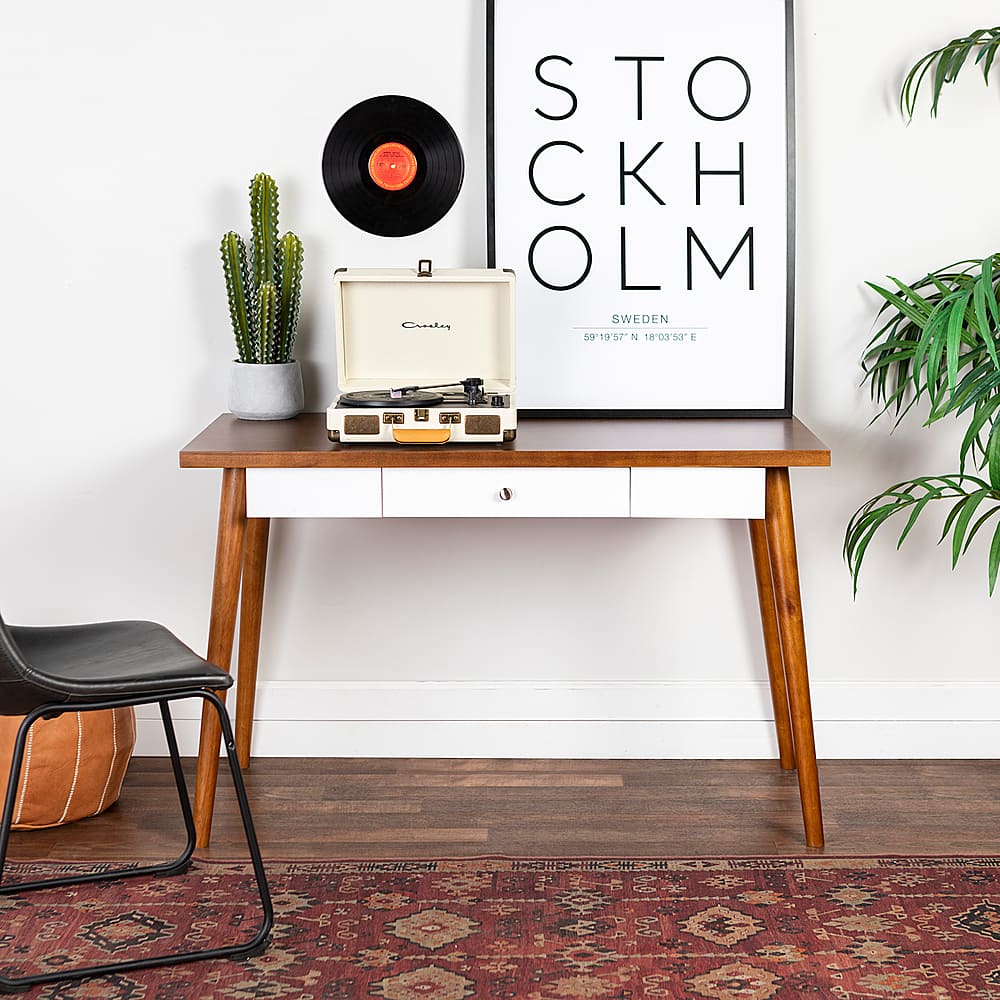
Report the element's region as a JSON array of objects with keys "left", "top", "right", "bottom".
[{"left": 417, "top": 259, "right": 433, "bottom": 277}]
